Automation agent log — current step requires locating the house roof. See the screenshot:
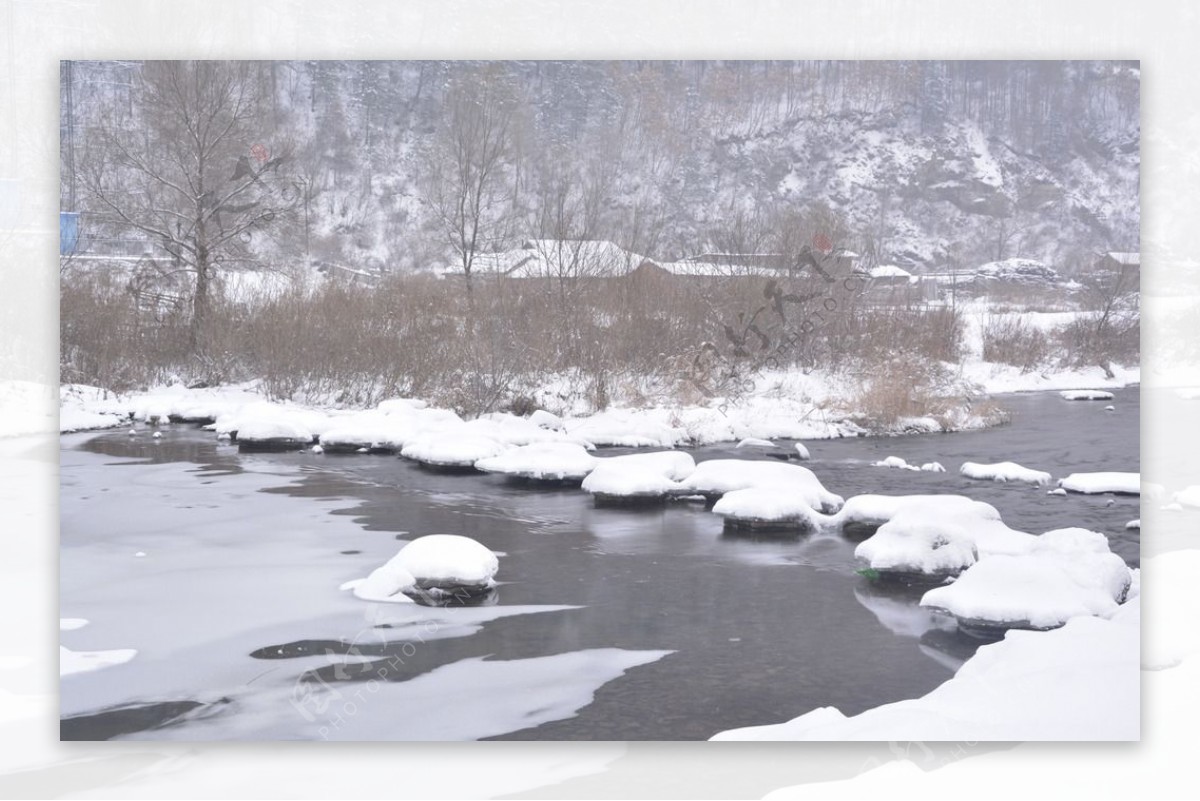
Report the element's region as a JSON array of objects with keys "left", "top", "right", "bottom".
[{"left": 1104, "top": 252, "right": 1141, "bottom": 267}]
